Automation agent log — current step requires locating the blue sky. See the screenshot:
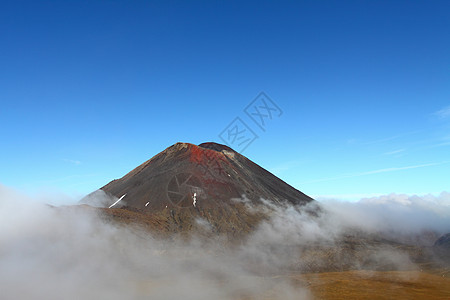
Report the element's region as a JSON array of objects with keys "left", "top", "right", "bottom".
[{"left": 1, "top": 0, "right": 449, "bottom": 201}]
